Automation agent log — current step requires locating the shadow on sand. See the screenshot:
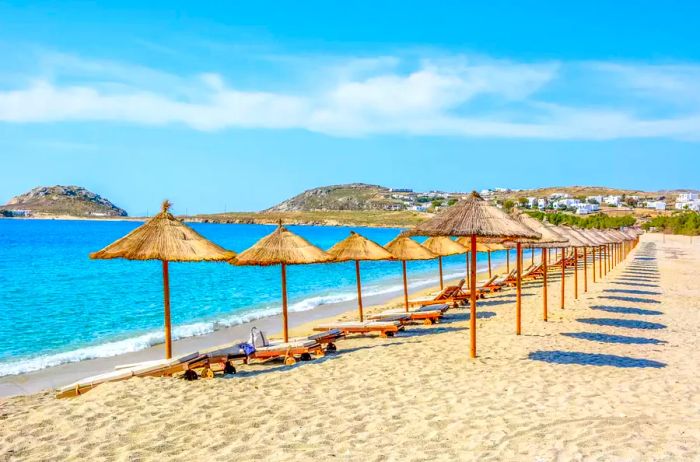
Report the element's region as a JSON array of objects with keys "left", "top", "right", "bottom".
[
  {"left": 528, "top": 350, "right": 666, "bottom": 368},
  {"left": 561, "top": 332, "right": 666, "bottom": 345},
  {"left": 603, "top": 288, "right": 662, "bottom": 296},
  {"left": 590, "top": 305, "right": 663, "bottom": 316},
  {"left": 577, "top": 318, "right": 666, "bottom": 330},
  {"left": 599, "top": 295, "right": 661, "bottom": 304}
]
